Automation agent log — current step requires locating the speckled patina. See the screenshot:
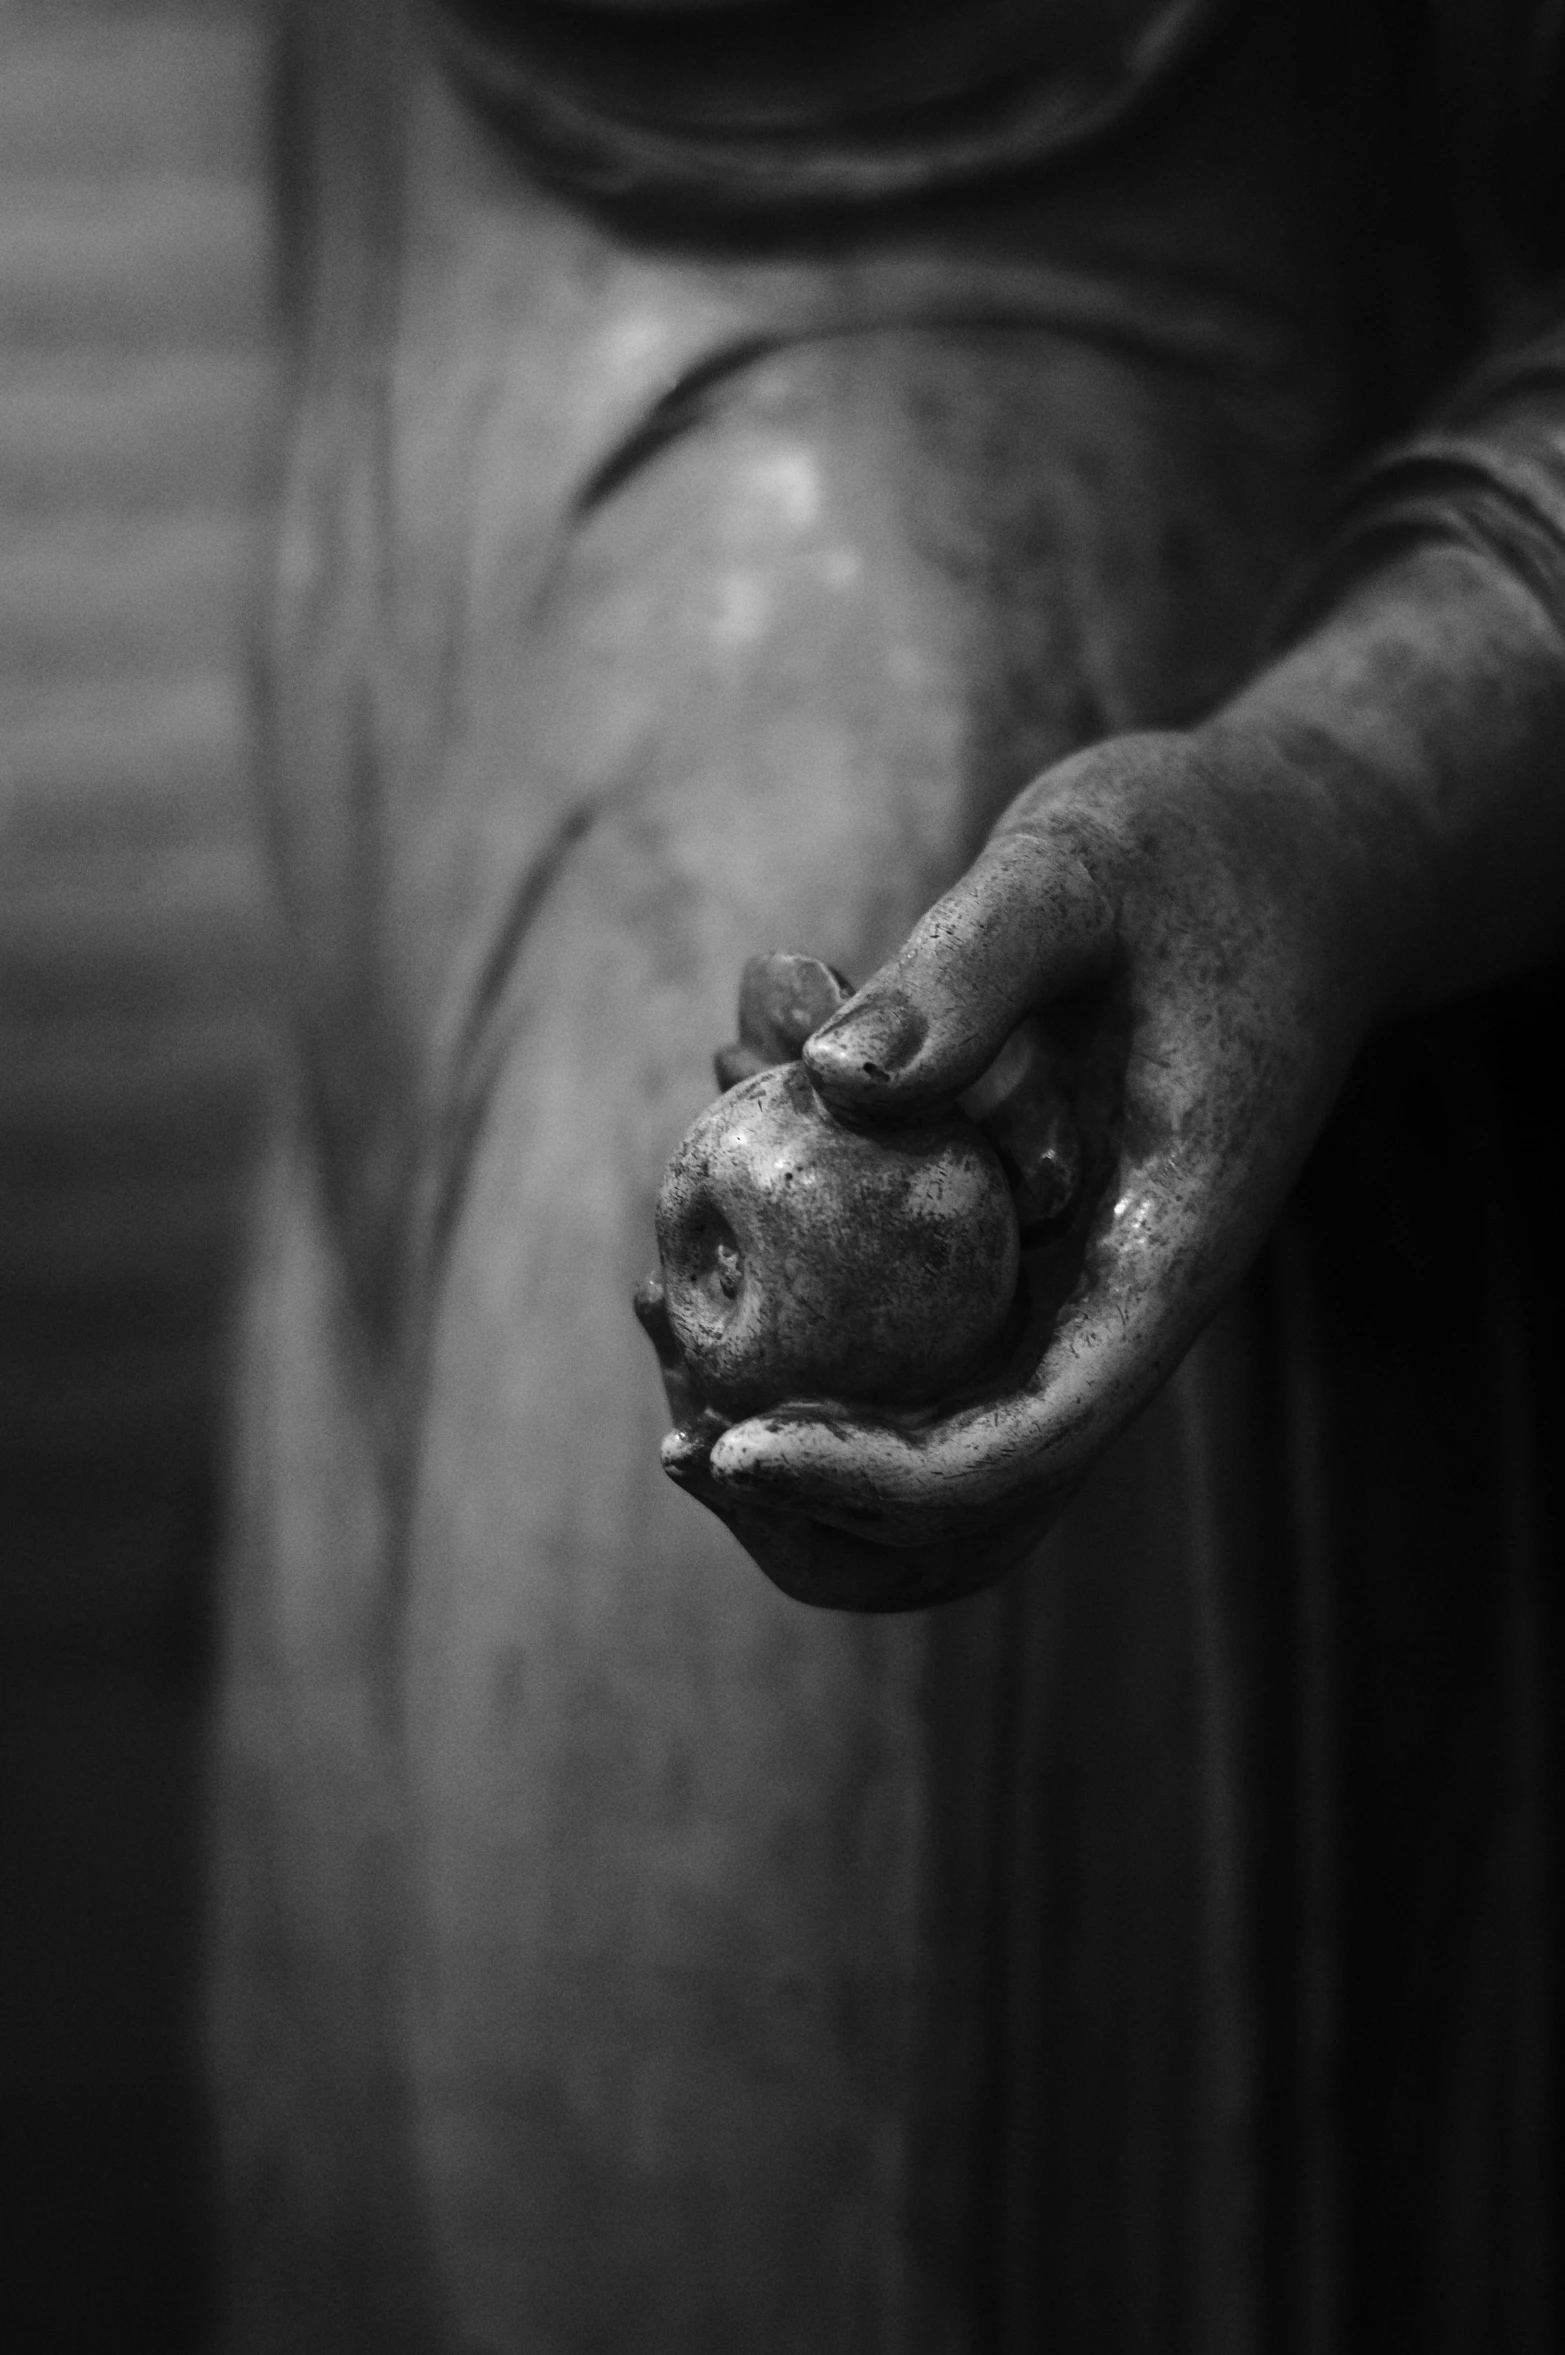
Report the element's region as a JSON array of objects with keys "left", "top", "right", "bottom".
[{"left": 656, "top": 1057, "right": 1020, "bottom": 1417}]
